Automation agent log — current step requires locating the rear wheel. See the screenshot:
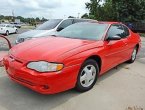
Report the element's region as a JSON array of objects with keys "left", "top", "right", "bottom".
[
  {"left": 6, "top": 31, "right": 9, "bottom": 36},
  {"left": 75, "top": 59, "right": 99, "bottom": 92},
  {"left": 127, "top": 47, "right": 138, "bottom": 63}
]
